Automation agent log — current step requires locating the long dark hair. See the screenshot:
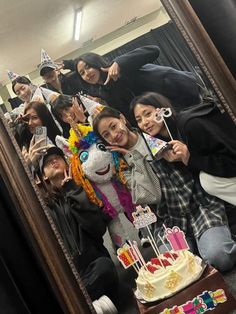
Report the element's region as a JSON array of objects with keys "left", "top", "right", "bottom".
[
  {"left": 24, "top": 101, "right": 61, "bottom": 144},
  {"left": 75, "top": 52, "right": 110, "bottom": 84},
  {"left": 12, "top": 76, "right": 32, "bottom": 94},
  {"left": 50, "top": 94, "right": 73, "bottom": 137},
  {"left": 129, "top": 92, "right": 178, "bottom": 140},
  {"left": 51, "top": 94, "right": 73, "bottom": 121}
]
